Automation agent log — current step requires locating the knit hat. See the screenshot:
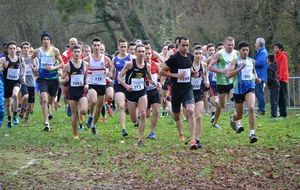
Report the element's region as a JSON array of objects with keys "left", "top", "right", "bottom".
[{"left": 41, "top": 31, "right": 51, "bottom": 41}]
